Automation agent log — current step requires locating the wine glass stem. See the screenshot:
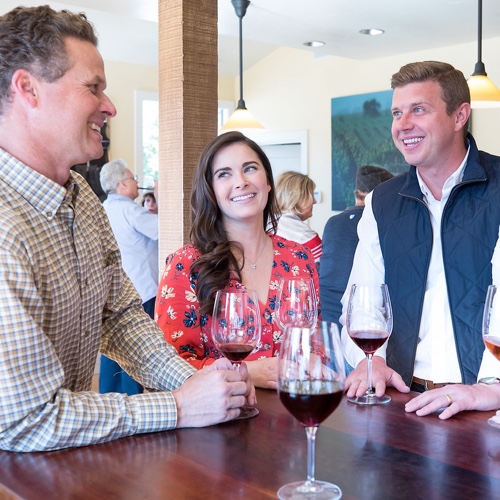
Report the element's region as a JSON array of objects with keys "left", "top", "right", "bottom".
[
  {"left": 366, "top": 353, "right": 374, "bottom": 394},
  {"left": 305, "top": 426, "right": 318, "bottom": 485}
]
